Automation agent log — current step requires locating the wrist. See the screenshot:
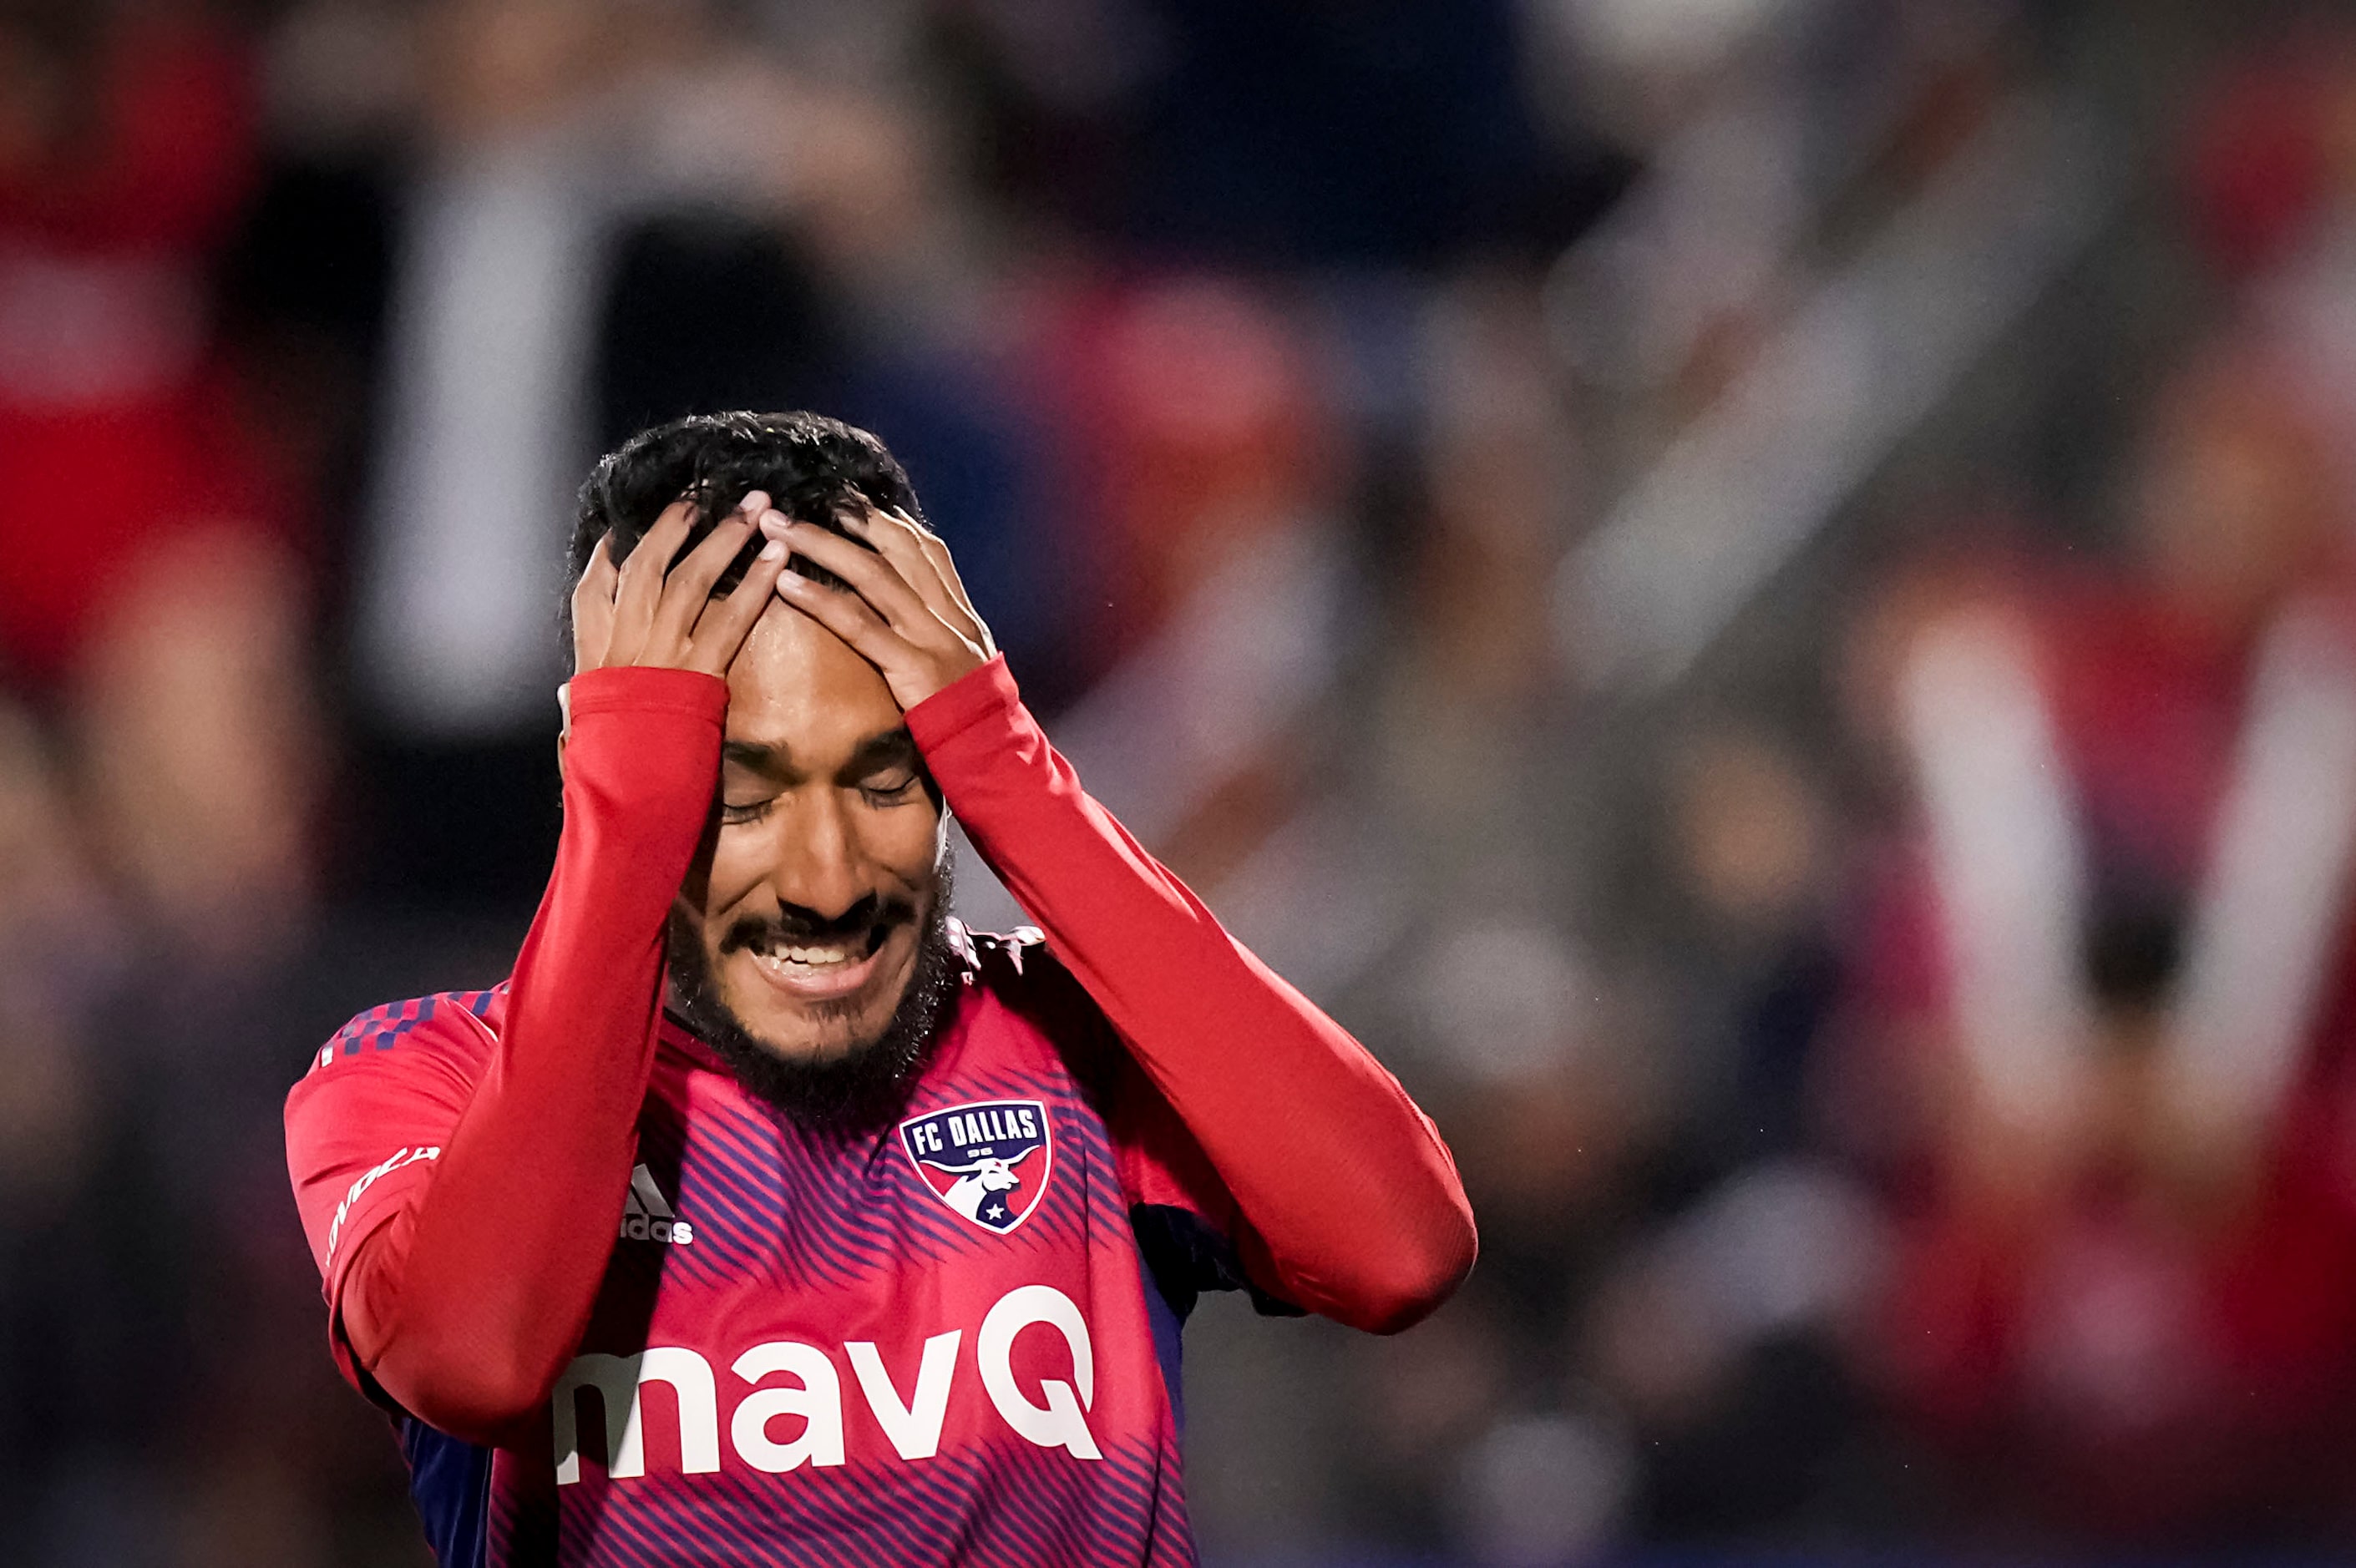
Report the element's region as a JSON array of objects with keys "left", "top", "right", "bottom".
[
  {"left": 567, "top": 665, "right": 729, "bottom": 723},
  {"left": 560, "top": 667, "right": 728, "bottom": 820},
  {"left": 906, "top": 655, "right": 1019, "bottom": 754}
]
